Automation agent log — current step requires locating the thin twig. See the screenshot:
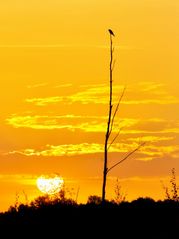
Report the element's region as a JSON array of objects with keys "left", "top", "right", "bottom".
[
  {"left": 112, "top": 59, "right": 116, "bottom": 71},
  {"left": 108, "top": 127, "right": 123, "bottom": 151},
  {"left": 107, "top": 142, "right": 145, "bottom": 173},
  {"left": 109, "top": 87, "right": 126, "bottom": 137}
]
